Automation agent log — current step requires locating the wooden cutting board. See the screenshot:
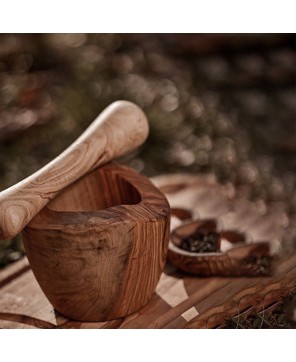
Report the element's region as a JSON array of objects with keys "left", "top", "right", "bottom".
[{"left": 0, "top": 173, "right": 295, "bottom": 328}]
